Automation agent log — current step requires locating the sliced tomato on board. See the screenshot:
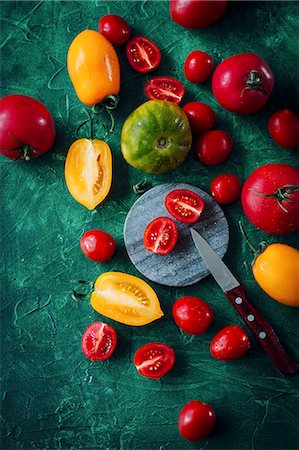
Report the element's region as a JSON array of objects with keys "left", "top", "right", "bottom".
[
  {"left": 144, "top": 216, "right": 178, "bottom": 254},
  {"left": 165, "top": 189, "right": 205, "bottom": 224},
  {"left": 81, "top": 322, "right": 117, "bottom": 361},
  {"left": 134, "top": 342, "right": 175, "bottom": 379},
  {"left": 126, "top": 36, "right": 161, "bottom": 73},
  {"left": 144, "top": 76, "right": 185, "bottom": 105}
]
